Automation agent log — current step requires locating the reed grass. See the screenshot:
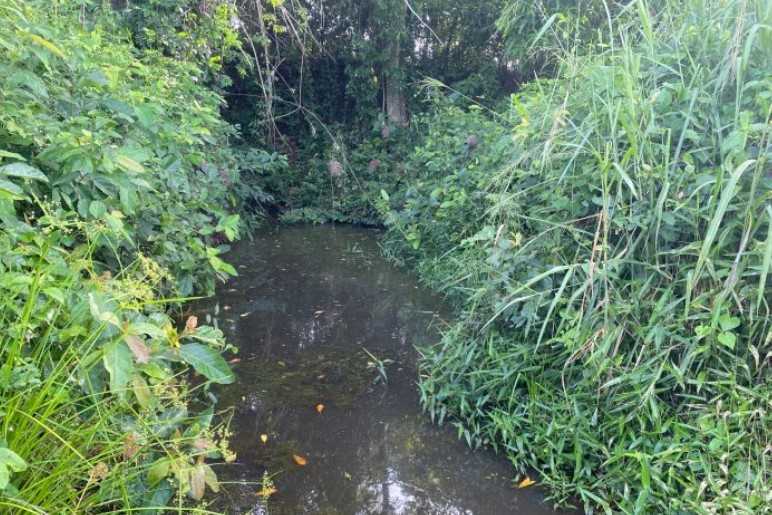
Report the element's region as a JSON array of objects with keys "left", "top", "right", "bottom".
[{"left": 387, "top": 0, "right": 772, "bottom": 511}]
